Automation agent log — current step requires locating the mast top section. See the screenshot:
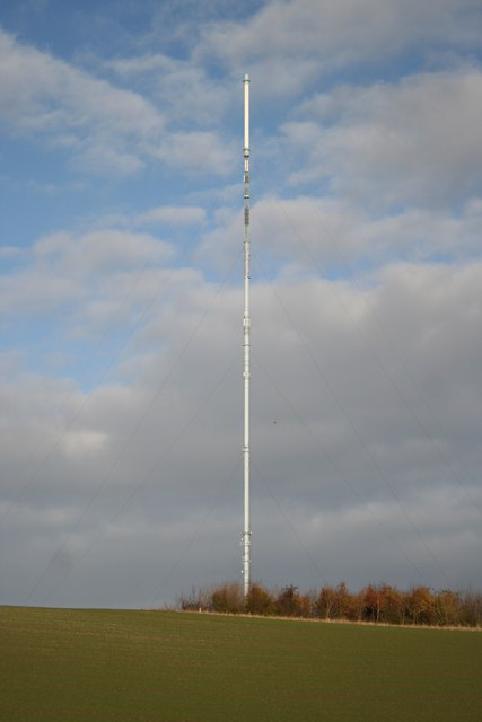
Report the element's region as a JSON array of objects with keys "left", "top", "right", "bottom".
[{"left": 243, "top": 74, "right": 250, "bottom": 153}]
